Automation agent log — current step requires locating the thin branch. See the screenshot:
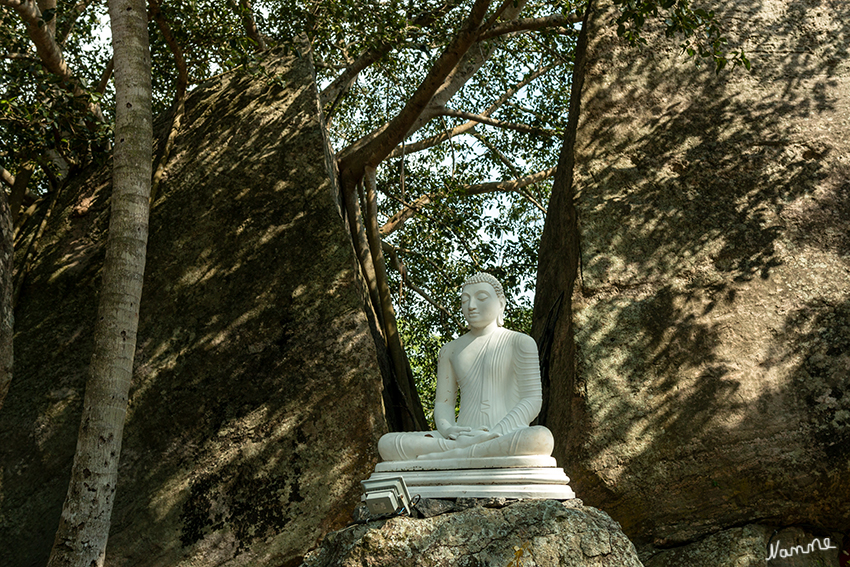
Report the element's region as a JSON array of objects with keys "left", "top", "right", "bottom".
[
  {"left": 382, "top": 241, "right": 465, "bottom": 331},
  {"left": 2, "top": 52, "right": 39, "bottom": 61},
  {"left": 227, "top": 0, "right": 266, "bottom": 51},
  {"left": 319, "top": 0, "right": 467, "bottom": 115},
  {"left": 435, "top": 107, "right": 559, "bottom": 136},
  {"left": 478, "top": 13, "right": 579, "bottom": 41},
  {"left": 57, "top": 0, "right": 97, "bottom": 46},
  {"left": 473, "top": 130, "right": 521, "bottom": 178},
  {"left": 381, "top": 192, "right": 435, "bottom": 236},
  {"left": 148, "top": 0, "right": 188, "bottom": 203},
  {"left": 386, "top": 63, "right": 556, "bottom": 159},
  {"left": 463, "top": 167, "right": 554, "bottom": 213},
  {"left": 387, "top": 121, "right": 477, "bottom": 159},
  {"left": 95, "top": 56, "right": 113, "bottom": 94}
]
